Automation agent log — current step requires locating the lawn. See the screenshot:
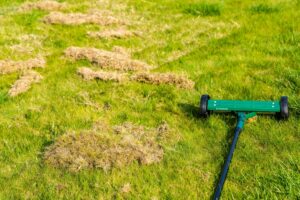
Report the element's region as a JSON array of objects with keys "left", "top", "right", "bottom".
[{"left": 0, "top": 0, "right": 299, "bottom": 199}]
